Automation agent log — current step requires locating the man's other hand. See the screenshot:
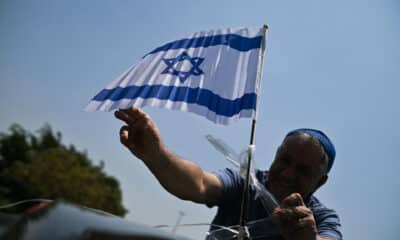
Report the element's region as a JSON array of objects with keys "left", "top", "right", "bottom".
[{"left": 273, "top": 193, "right": 319, "bottom": 240}]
